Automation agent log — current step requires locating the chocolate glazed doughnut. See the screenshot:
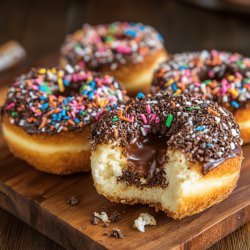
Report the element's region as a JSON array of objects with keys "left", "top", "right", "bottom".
[
  {"left": 1, "top": 65, "right": 129, "bottom": 174},
  {"left": 60, "top": 22, "right": 168, "bottom": 95},
  {"left": 151, "top": 50, "right": 250, "bottom": 143},
  {"left": 91, "top": 92, "right": 243, "bottom": 219}
]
